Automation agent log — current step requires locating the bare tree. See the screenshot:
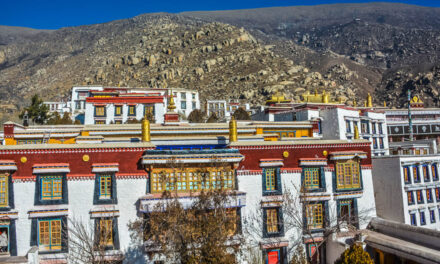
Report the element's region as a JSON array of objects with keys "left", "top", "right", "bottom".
[
  {"left": 129, "top": 159, "right": 243, "bottom": 264},
  {"left": 67, "top": 217, "right": 123, "bottom": 264},
  {"left": 243, "top": 181, "right": 375, "bottom": 264}
]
